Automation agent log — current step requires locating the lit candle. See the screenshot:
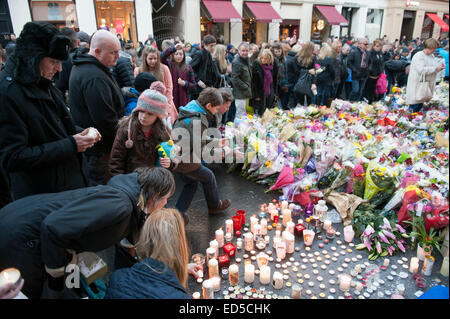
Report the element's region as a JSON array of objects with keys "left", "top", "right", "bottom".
[
  {"left": 282, "top": 209, "right": 291, "bottom": 227},
  {"left": 270, "top": 209, "right": 278, "bottom": 221},
  {"left": 291, "top": 284, "right": 302, "bottom": 299},
  {"left": 254, "top": 224, "right": 261, "bottom": 237},
  {"left": 260, "top": 218, "right": 268, "bottom": 235},
  {"left": 210, "top": 276, "right": 221, "bottom": 292},
  {"left": 225, "top": 219, "right": 234, "bottom": 236},
  {"left": 354, "top": 264, "right": 362, "bottom": 274},
  {"left": 273, "top": 236, "right": 281, "bottom": 249},
  {"left": 276, "top": 241, "right": 286, "bottom": 260},
  {"left": 323, "top": 219, "right": 332, "bottom": 231},
  {"left": 286, "top": 233, "right": 295, "bottom": 254},
  {"left": 229, "top": 264, "right": 239, "bottom": 286},
  {"left": 192, "top": 292, "right": 201, "bottom": 299},
  {"left": 440, "top": 256, "right": 449, "bottom": 277},
  {"left": 281, "top": 200, "right": 289, "bottom": 210},
  {"left": 208, "top": 258, "right": 219, "bottom": 279},
  {"left": 215, "top": 229, "right": 224, "bottom": 248},
  {"left": 260, "top": 265, "right": 271, "bottom": 285},
  {"left": 286, "top": 221, "right": 295, "bottom": 234},
  {"left": 244, "top": 232, "right": 254, "bottom": 251},
  {"left": 244, "top": 263, "right": 255, "bottom": 283},
  {"left": 409, "top": 257, "right": 419, "bottom": 274},
  {"left": 383, "top": 258, "right": 390, "bottom": 267},
  {"left": 210, "top": 240, "right": 219, "bottom": 257},
  {"left": 264, "top": 235, "right": 270, "bottom": 244},
  {"left": 343, "top": 225, "right": 355, "bottom": 243},
  {"left": 339, "top": 274, "right": 352, "bottom": 291},
  {"left": 202, "top": 279, "right": 214, "bottom": 299},
  {"left": 272, "top": 271, "right": 284, "bottom": 289},
  {"left": 282, "top": 230, "right": 289, "bottom": 242},
  {"left": 250, "top": 216, "right": 258, "bottom": 234},
  {"left": 236, "top": 238, "right": 243, "bottom": 250},
  {"left": 289, "top": 203, "right": 296, "bottom": 211},
  {"left": 0, "top": 268, "right": 21, "bottom": 289},
  {"left": 206, "top": 247, "right": 216, "bottom": 264},
  {"left": 303, "top": 229, "right": 315, "bottom": 246}
]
